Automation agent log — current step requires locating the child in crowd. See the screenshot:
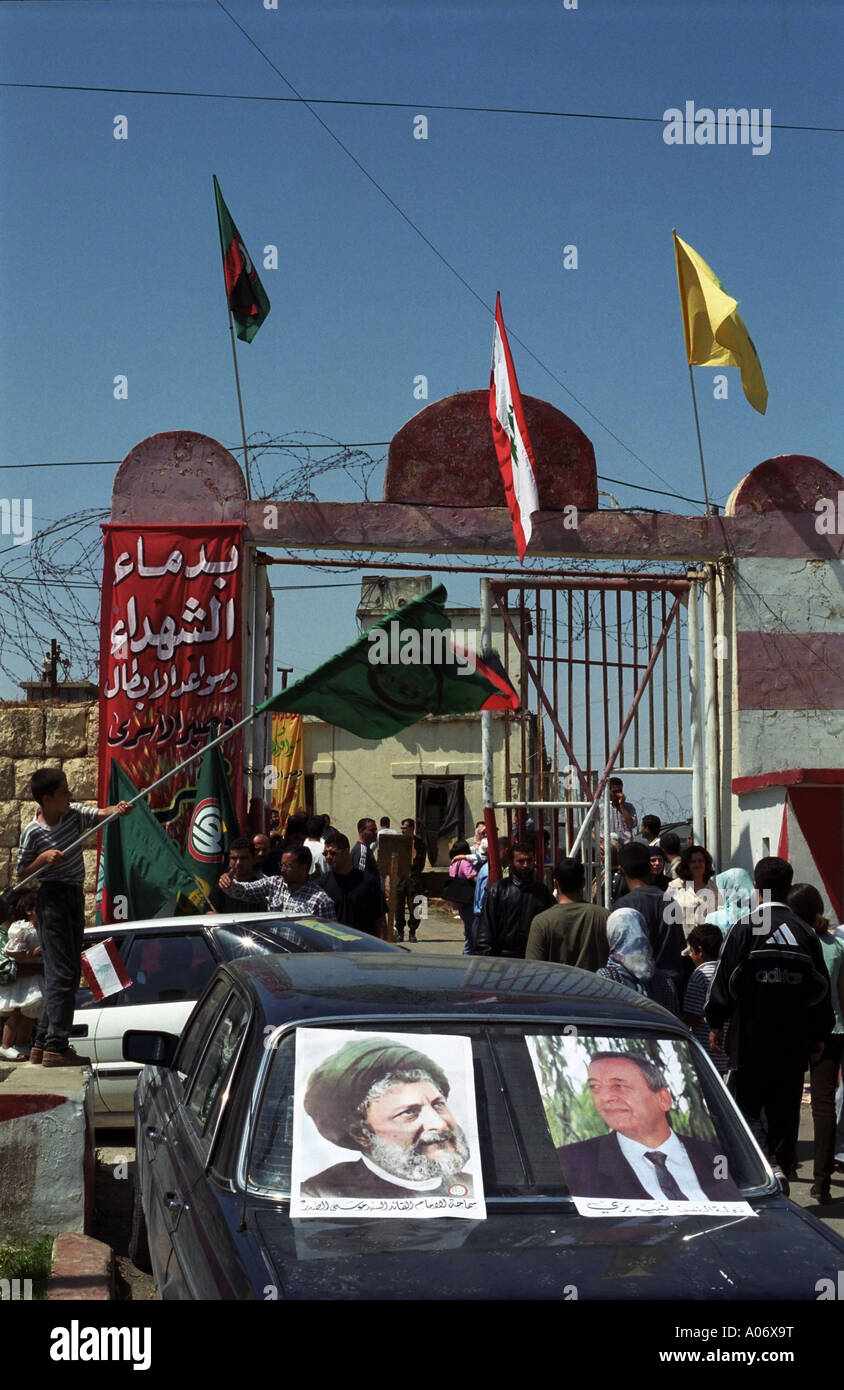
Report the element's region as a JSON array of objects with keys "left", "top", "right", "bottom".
[
  {"left": 16, "top": 768, "right": 132, "bottom": 1068},
  {"left": 682, "top": 923, "right": 729, "bottom": 1075},
  {"left": 0, "top": 890, "right": 43, "bottom": 1060}
]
